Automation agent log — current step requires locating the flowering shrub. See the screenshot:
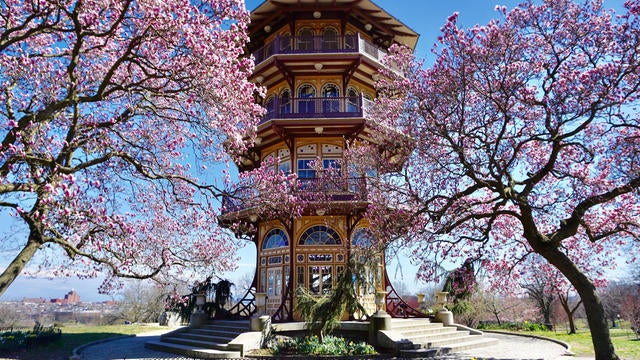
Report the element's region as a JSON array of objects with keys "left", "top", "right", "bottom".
[{"left": 270, "top": 335, "right": 376, "bottom": 356}]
